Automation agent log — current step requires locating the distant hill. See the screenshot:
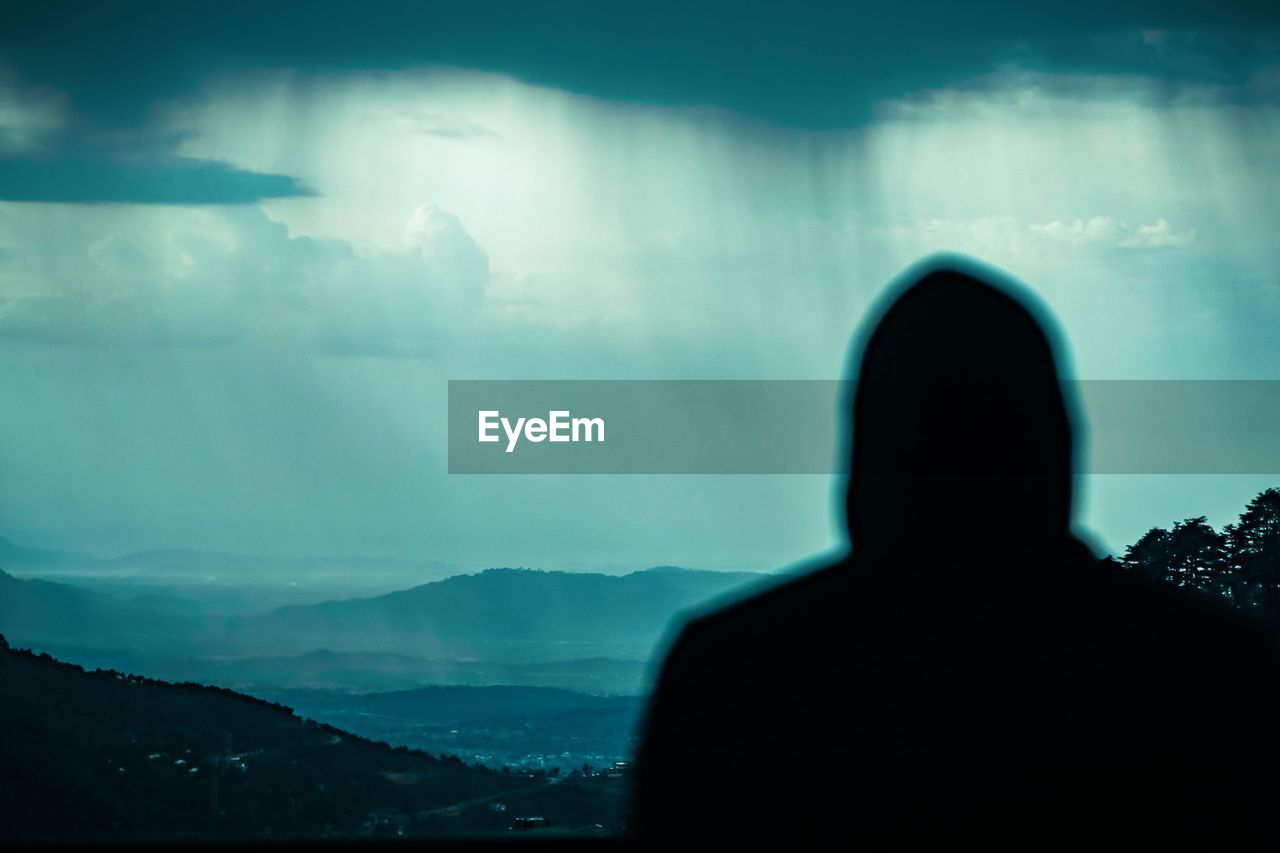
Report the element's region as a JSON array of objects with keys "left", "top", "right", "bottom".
[
  {"left": 0, "top": 559, "right": 772, "bottom": 683},
  {"left": 228, "top": 566, "right": 770, "bottom": 661},
  {"left": 0, "top": 635, "right": 626, "bottom": 841},
  {"left": 0, "top": 535, "right": 82, "bottom": 566},
  {"left": 2, "top": 537, "right": 461, "bottom": 600},
  {"left": 0, "top": 569, "right": 202, "bottom": 654}
]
